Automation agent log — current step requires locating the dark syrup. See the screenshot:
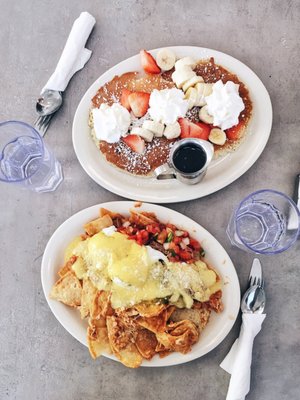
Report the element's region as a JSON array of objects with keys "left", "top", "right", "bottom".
[{"left": 173, "top": 144, "right": 207, "bottom": 173}]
